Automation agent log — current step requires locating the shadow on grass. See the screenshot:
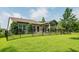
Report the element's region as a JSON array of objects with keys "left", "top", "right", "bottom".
[
  {"left": 66, "top": 48, "right": 78, "bottom": 52},
  {"left": 70, "top": 37, "right": 79, "bottom": 40},
  {"left": 0, "top": 46, "right": 18, "bottom": 52}
]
